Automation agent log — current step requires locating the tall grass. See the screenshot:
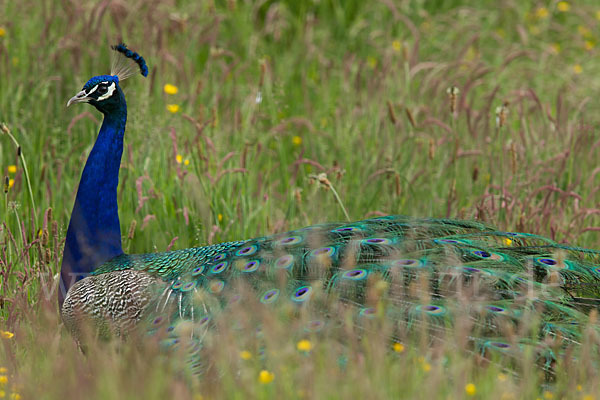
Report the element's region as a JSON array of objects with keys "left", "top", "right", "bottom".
[{"left": 2, "top": 0, "right": 600, "bottom": 398}]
